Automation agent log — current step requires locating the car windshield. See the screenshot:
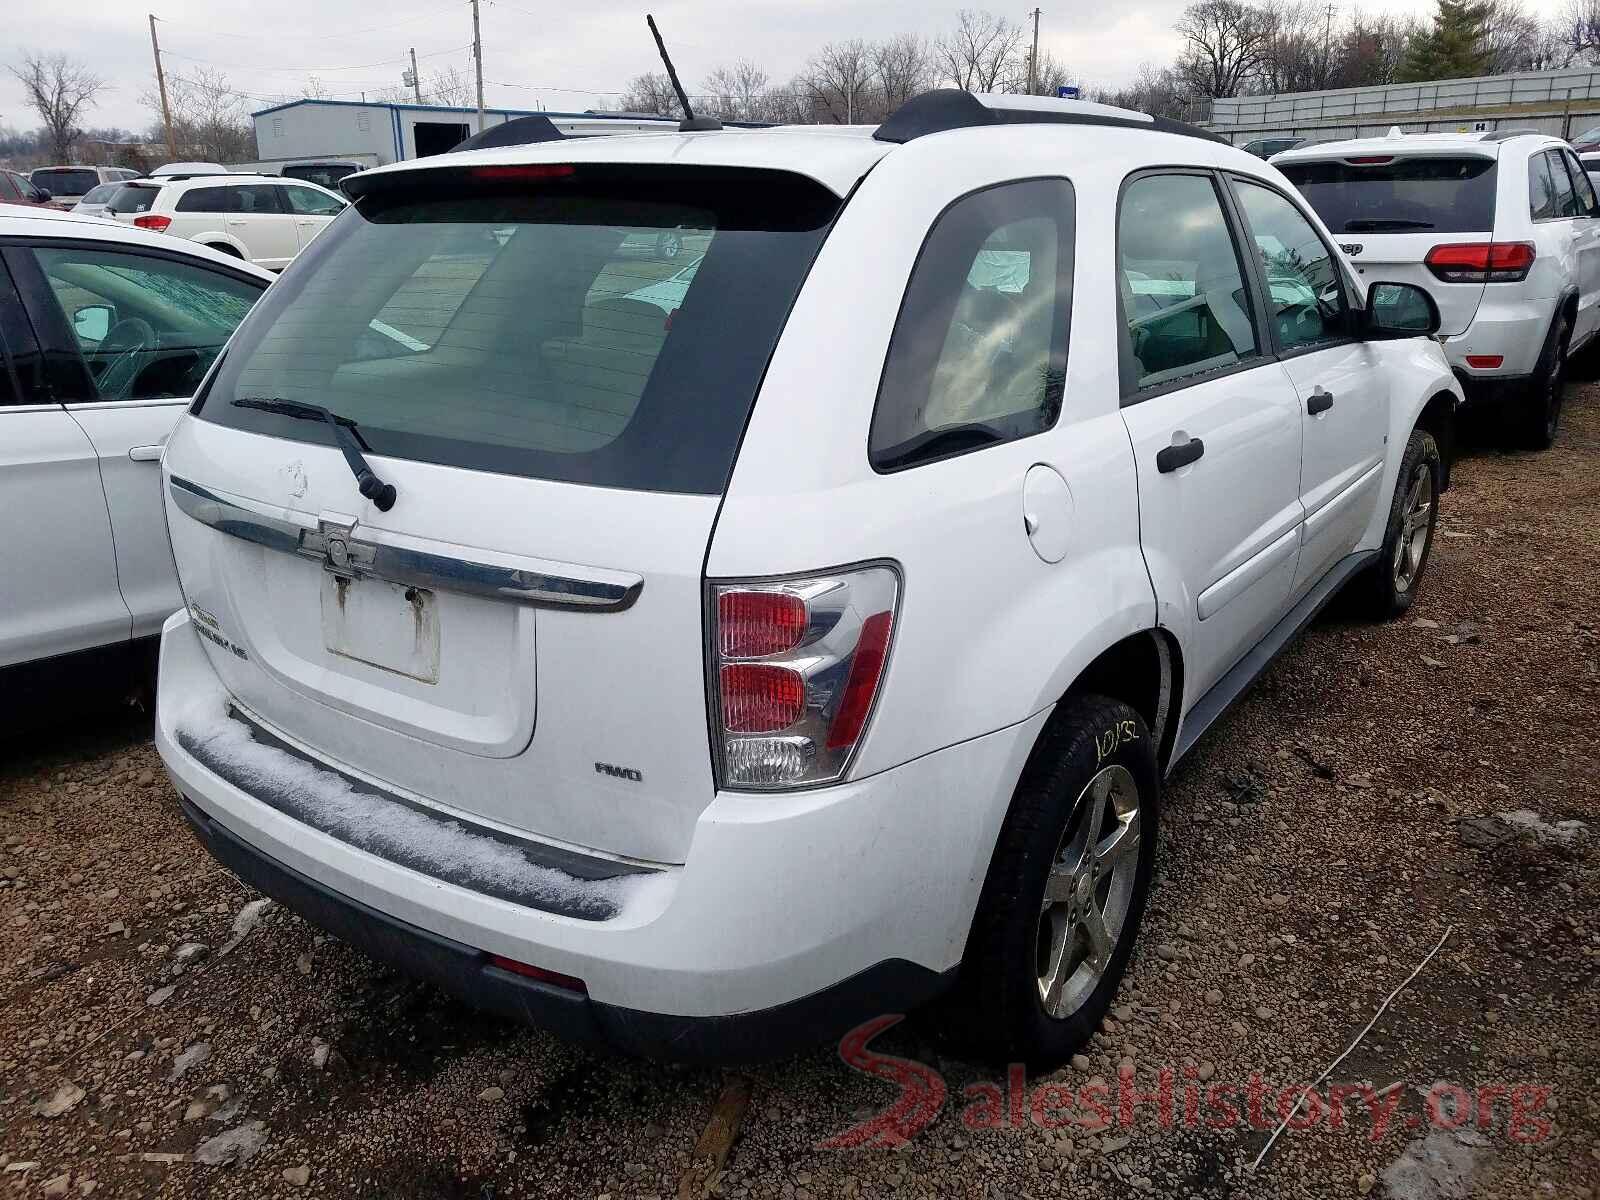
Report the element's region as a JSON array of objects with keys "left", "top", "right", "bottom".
[
  {"left": 32, "top": 167, "right": 100, "bottom": 195},
  {"left": 107, "top": 184, "right": 160, "bottom": 214},
  {"left": 195, "top": 165, "right": 841, "bottom": 494},
  {"left": 1277, "top": 156, "right": 1497, "bottom": 234}
]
